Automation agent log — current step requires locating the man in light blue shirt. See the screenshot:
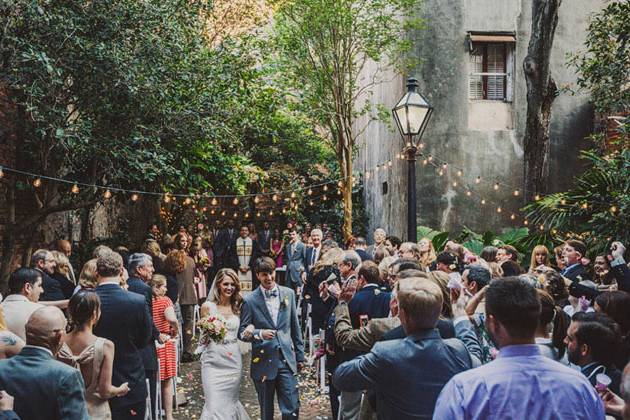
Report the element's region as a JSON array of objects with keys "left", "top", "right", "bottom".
[{"left": 434, "top": 277, "right": 605, "bottom": 420}]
